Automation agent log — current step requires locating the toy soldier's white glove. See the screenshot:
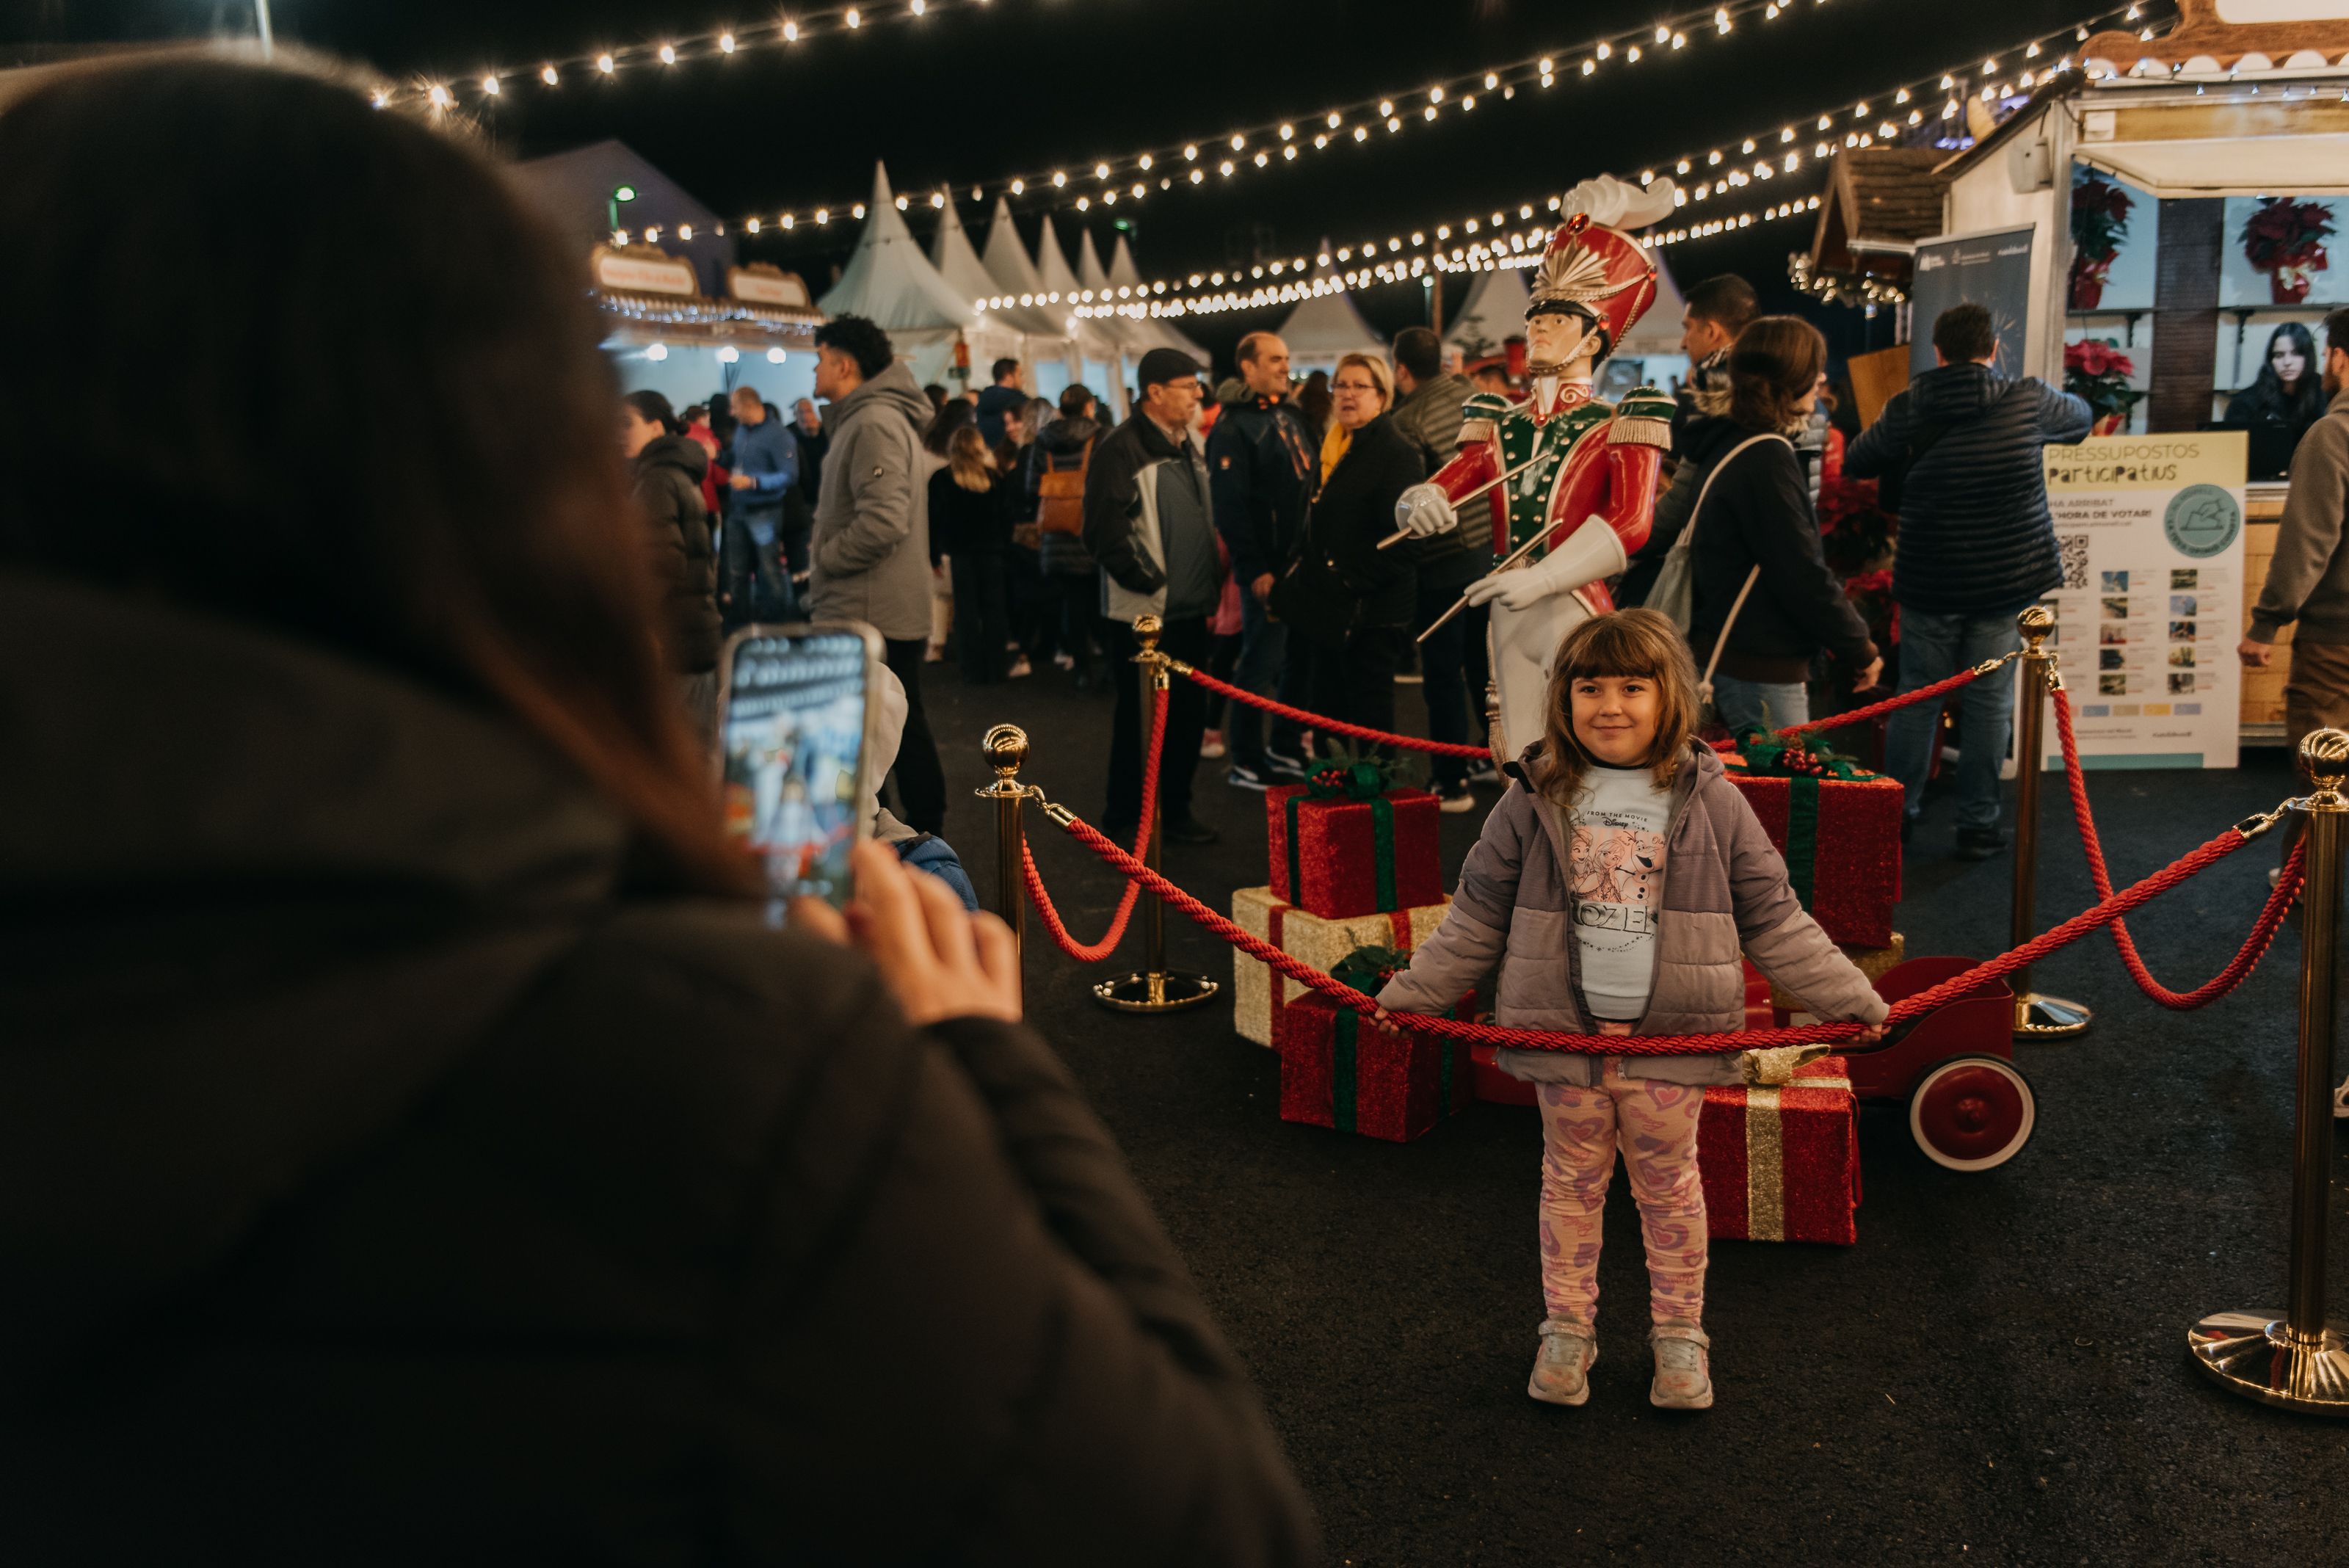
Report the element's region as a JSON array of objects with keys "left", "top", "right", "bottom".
[
  {"left": 1394, "top": 483, "right": 1458, "bottom": 538},
  {"left": 1461, "top": 516, "right": 1628, "bottom": 613}
]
